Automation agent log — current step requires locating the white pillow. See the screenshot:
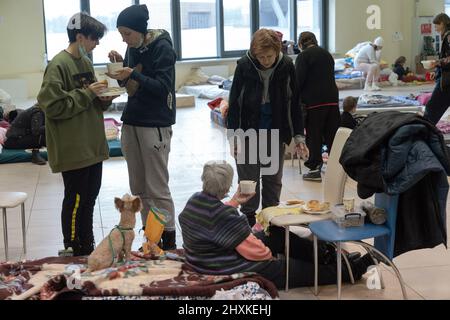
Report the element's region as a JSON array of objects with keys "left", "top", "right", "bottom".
[
  {"left": 184, "top": 68, "right": 210, "bottom": 86},
  {"left": 0, "top": 89, "right": 11, "bottom": 104}
]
